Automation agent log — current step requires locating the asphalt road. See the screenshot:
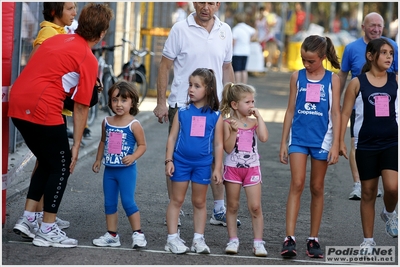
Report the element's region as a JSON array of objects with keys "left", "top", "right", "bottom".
[{"left": 2, "top": 71, "right": 397, "bottom": 265}]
